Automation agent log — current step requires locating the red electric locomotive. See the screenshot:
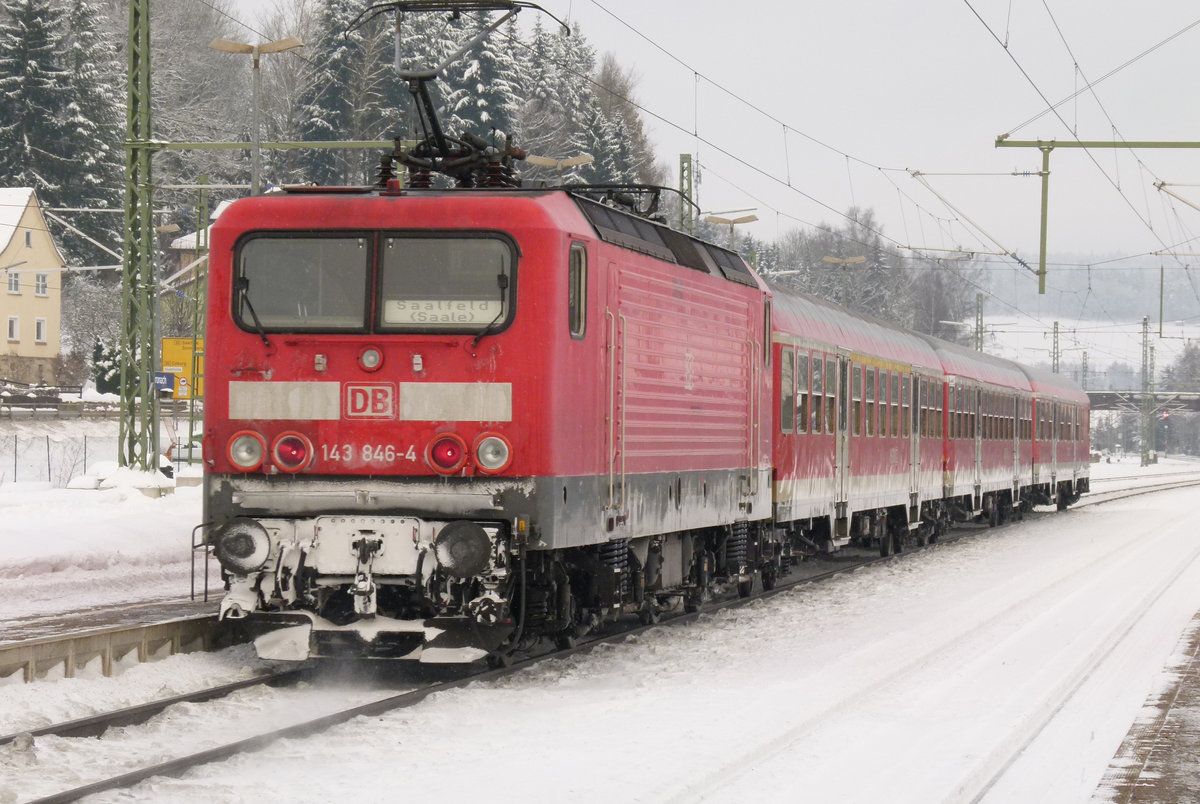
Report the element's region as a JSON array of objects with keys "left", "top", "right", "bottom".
[
  {"left": 198, "top": 2, "right": 1088, "bottom": 662},
  {"left": 201, "top": 184, "right": 774, "bottom": 662}
]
